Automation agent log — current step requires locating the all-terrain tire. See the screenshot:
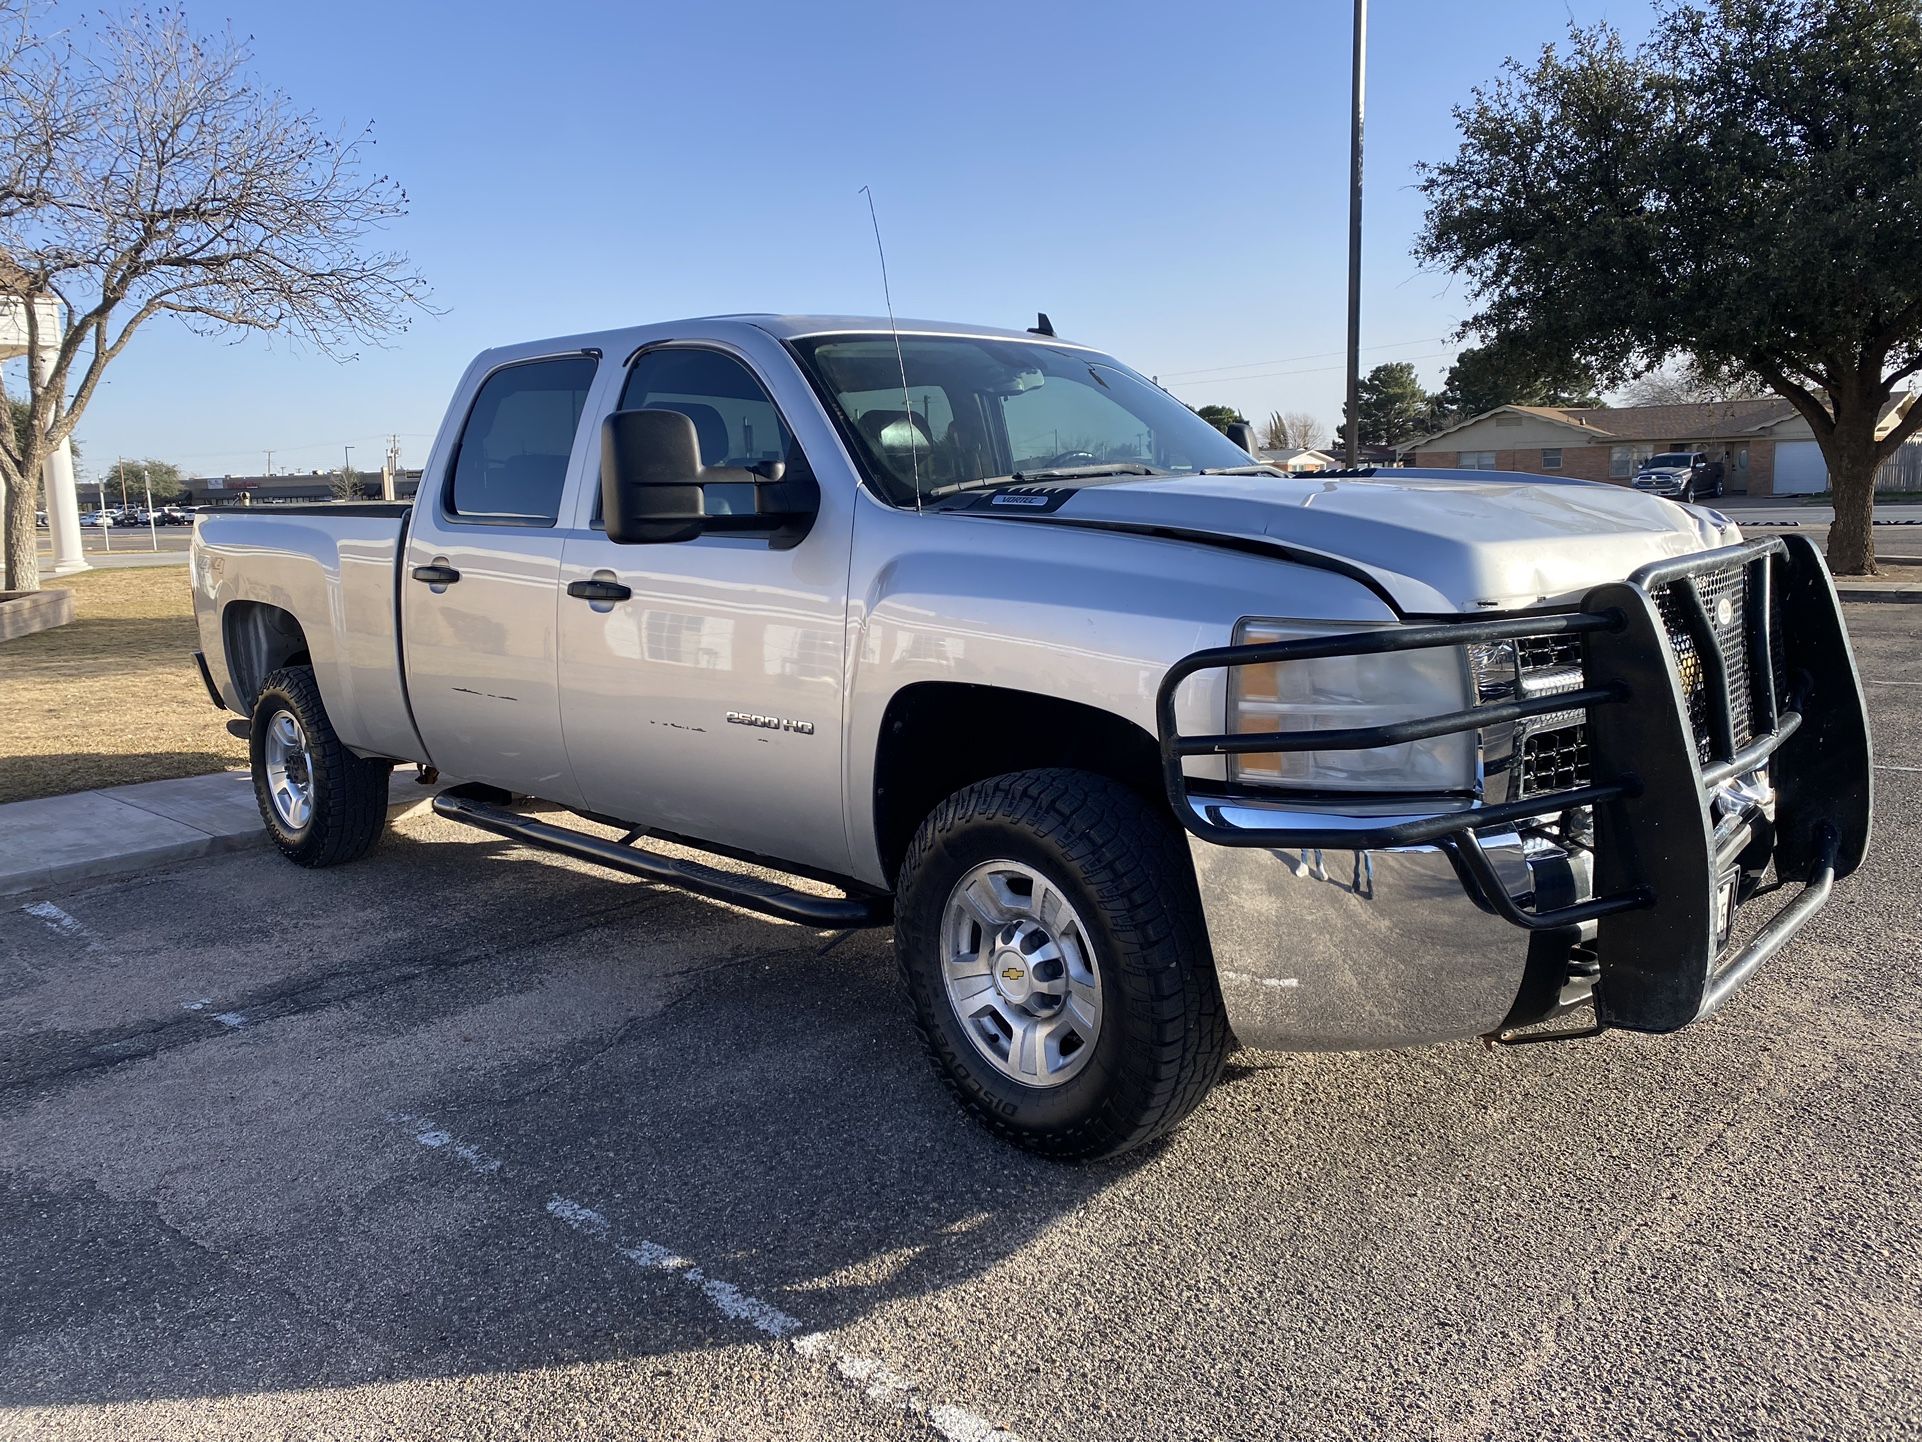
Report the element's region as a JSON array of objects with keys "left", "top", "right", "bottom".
[
  {"left": 894, "top": 768, "right": 1229, "bottom": 1159},
  {"left": 249, "top": 665, "right": 391, "bottom": 867}
]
